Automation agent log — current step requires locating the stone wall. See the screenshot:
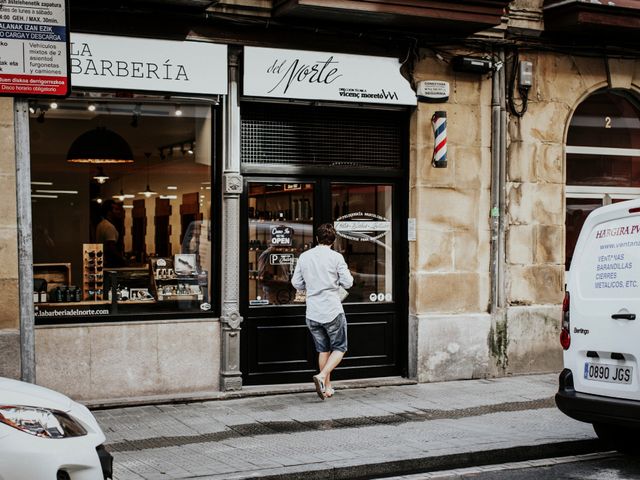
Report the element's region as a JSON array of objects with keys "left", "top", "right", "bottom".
[
  {"left": 409, "top": 50, "right": 494, "bottom": 381},
  {"left": 409, "top": 46, "right": 640, "bottom": 382},
  {"left": 36, "top": 319, "right": 221, "bottom": 401},
  {"left": 0, "top": 98, "right": 20, "bottom": 379}
]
